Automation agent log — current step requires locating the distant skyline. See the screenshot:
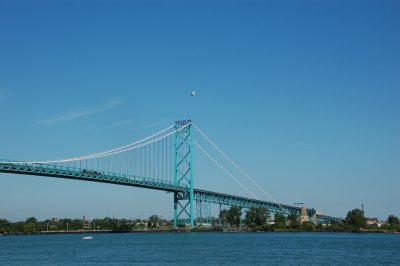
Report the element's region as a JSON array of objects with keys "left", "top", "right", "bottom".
[{"left": 0, "top": 0, "right": 399, "bottom": 221}]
